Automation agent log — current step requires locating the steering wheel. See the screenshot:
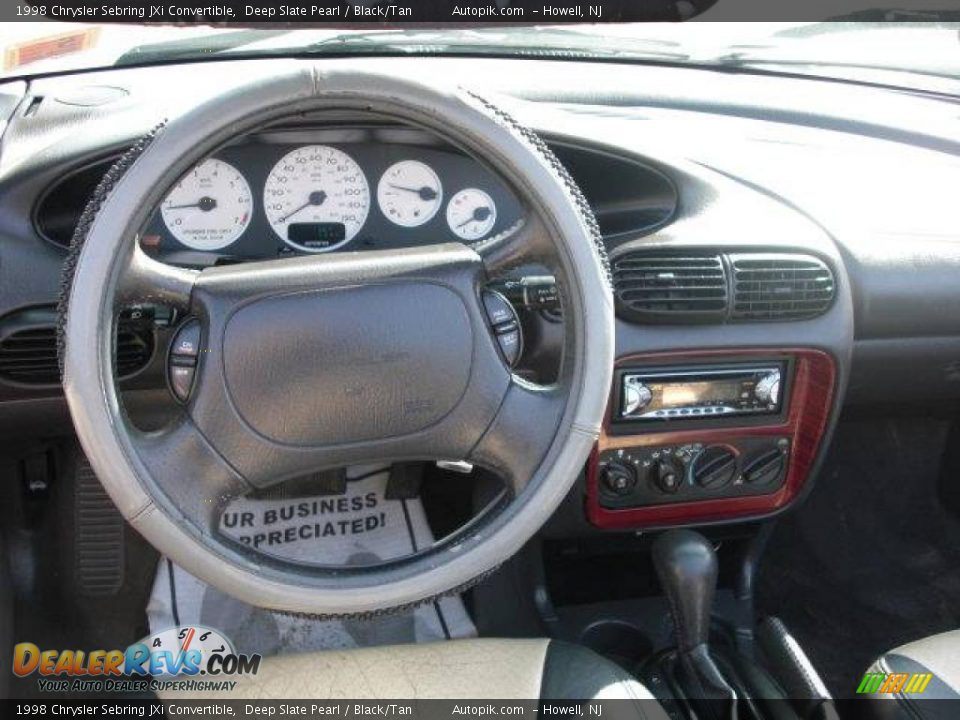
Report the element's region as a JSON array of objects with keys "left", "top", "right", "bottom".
[{"left": 60, "top": 67, "right": 614, "bottom": 615}]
